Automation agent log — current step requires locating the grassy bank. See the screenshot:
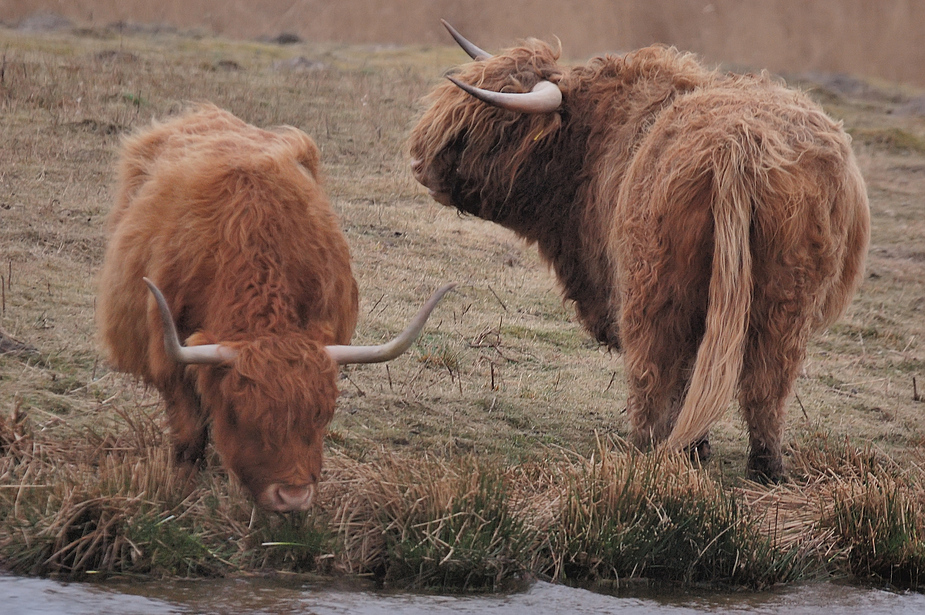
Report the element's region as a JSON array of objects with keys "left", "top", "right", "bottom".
[
  {"left": 0, "top": 24, "right": 923, "bottom": 591},
  {"left": 2, "top": 403, "right": 922, "bottom": 590}
]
